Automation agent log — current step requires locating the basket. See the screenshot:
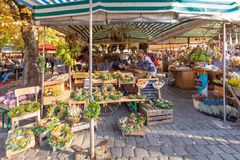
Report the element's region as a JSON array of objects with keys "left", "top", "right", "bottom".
[
  {"left": 232, "top": 87, "right": 240, "bottom": 97},
  {"left": 152, "top": 81, "right": 165, "bottom": 89},
  {"left": 136, "top": 81, "right": 148, "bottom": 89},
  {"left": 68, "top": 117, "right": 81, "bottom": 124}
]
